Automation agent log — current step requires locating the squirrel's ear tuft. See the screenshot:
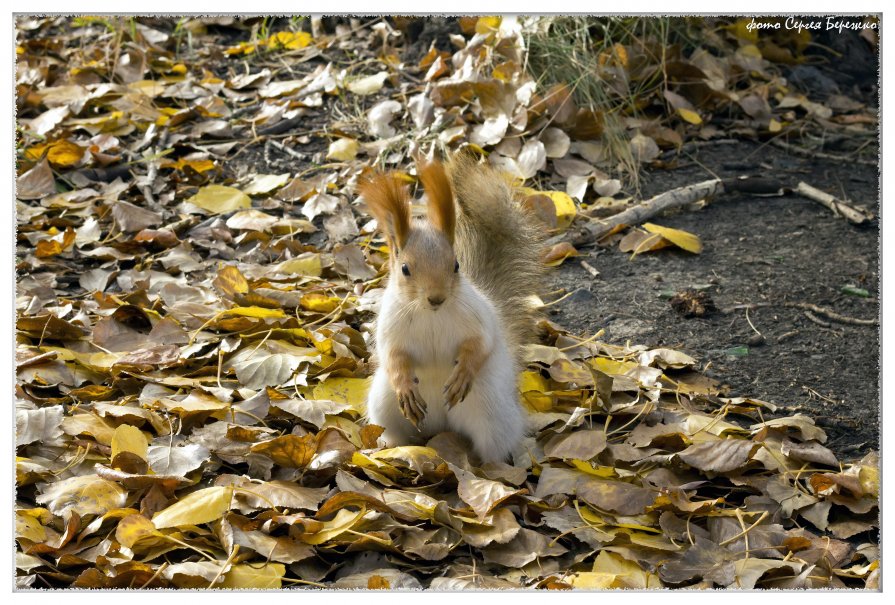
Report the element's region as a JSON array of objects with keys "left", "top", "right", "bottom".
[
  {"left": 418, "top": 161, "right": 455, "bottom": 244},
  {"left": 358, "top": 172, "right": 411, "bottom": 250}
]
